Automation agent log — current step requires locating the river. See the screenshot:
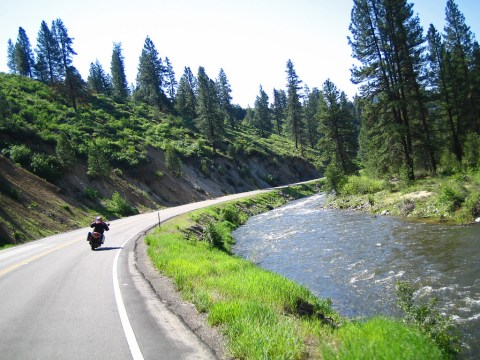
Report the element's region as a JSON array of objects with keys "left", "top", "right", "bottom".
[{"left": 232, "top": 194, "right": 480, "bottom": 358}]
